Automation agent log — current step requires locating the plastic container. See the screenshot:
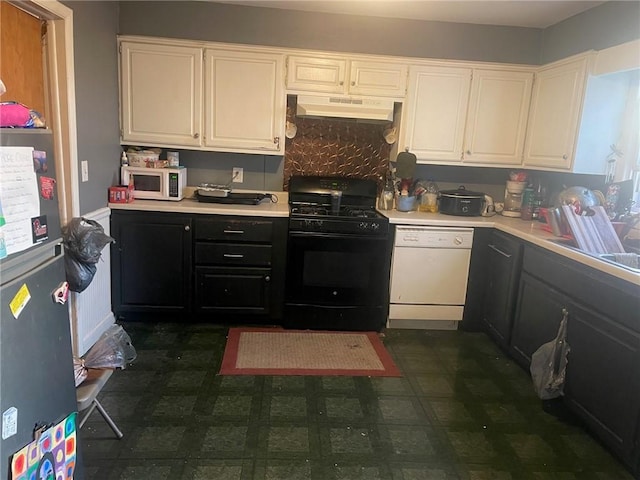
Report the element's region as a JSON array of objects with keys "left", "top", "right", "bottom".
[
  {"left": 127, "top": 150, "right": 159, "bottom": 167},
  {"left": 419, "top": 180, "right": 439, "bottom": 213},
  {"left": 396, "top": 195, "right": 417, "bottom": 212}
]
